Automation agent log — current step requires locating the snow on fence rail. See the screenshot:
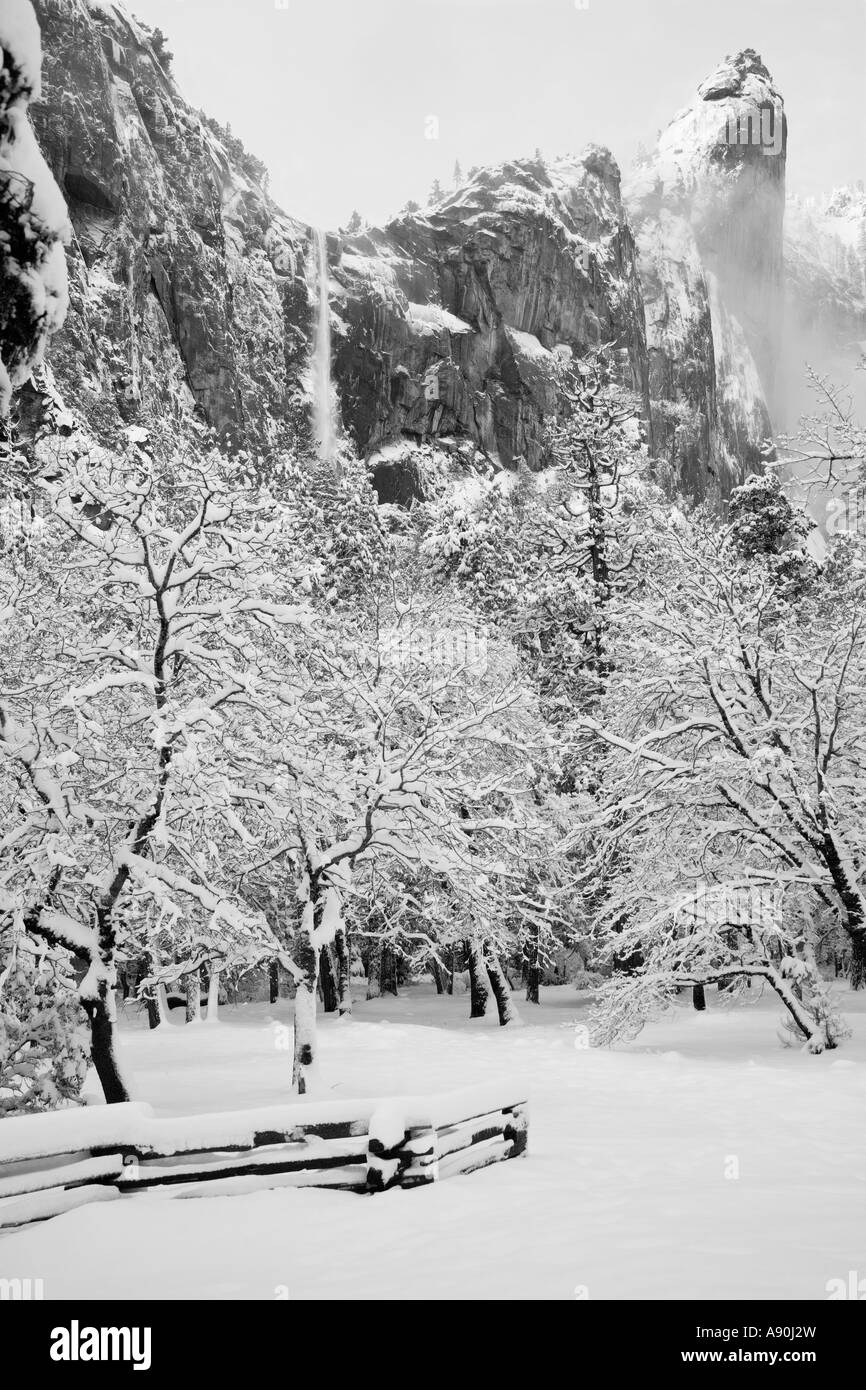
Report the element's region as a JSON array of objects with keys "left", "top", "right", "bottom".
[{"left": 0, "top": 1085, "right": 528, "bottom": 1229}]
